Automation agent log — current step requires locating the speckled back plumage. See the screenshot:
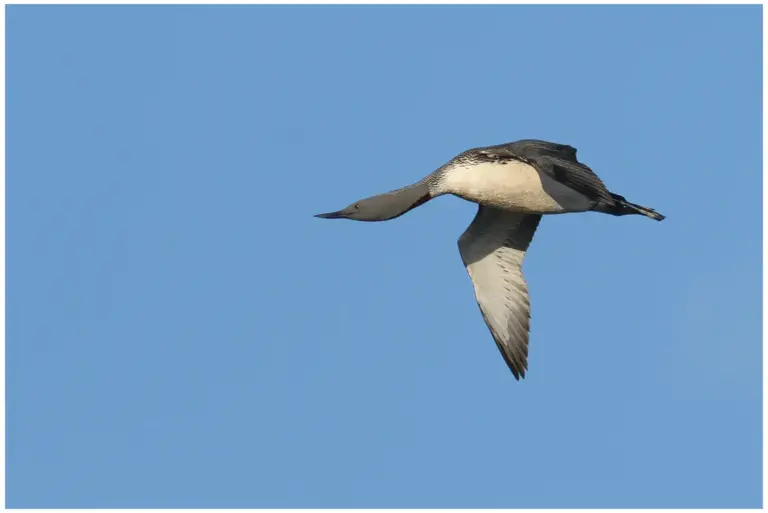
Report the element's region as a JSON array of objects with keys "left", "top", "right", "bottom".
[{"left": 440, "top": 139, "right": 617, "bottom": 207}]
